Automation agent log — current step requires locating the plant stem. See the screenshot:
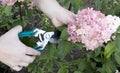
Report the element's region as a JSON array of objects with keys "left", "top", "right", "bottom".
[{"left": 19, "top": 4, "right": 23, "bottom": 20}]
